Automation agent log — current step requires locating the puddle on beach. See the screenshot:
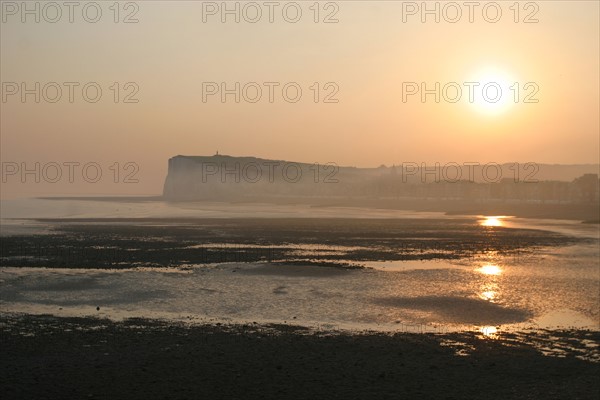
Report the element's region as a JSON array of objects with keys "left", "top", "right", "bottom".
[{"left": 1, "top": 256, "right": 597, "bottom": 330}]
